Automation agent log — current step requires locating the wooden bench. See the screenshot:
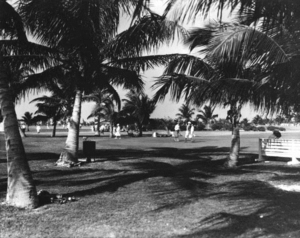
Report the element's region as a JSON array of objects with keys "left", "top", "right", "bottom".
[{"left": 258, "top": 138, "right": 300, "bottom": 165}]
